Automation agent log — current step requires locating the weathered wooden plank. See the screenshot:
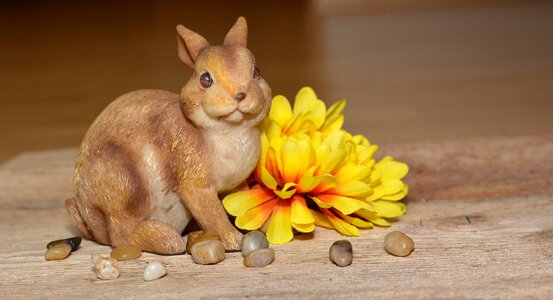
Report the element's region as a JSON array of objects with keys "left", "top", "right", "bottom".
[
  {"left": 384, "top": 134, "right": 553, "bottom": 200},
  {"left": 0, "top": 196, "right": 552, "bottom": 299}
]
